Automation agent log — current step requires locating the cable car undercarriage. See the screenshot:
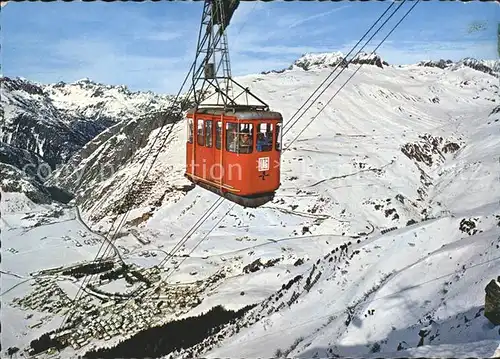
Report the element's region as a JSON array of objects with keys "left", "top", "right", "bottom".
[{"left": 186, "top": 176, "right": 275, "bottom": 208}]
